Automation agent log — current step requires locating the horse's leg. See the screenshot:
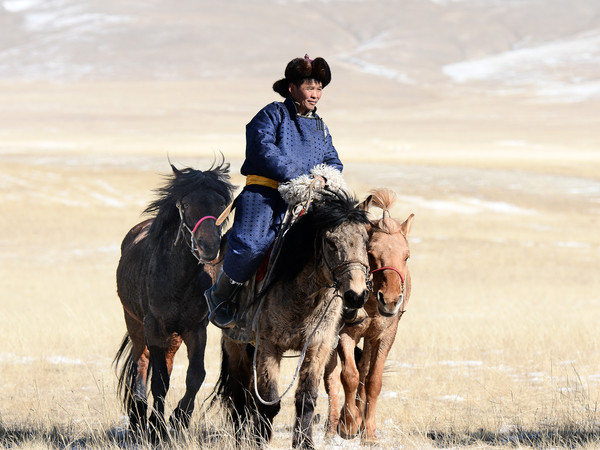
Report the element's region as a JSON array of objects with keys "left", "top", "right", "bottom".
[
  {"left": 291, "top": 343, "right": 332, "bottom": 449},
  {"left": 169, "top": 326, "right": 207, "bottom": 430},
  {"left": 356, "top": 341, "right": 373, "bottom": 421},
  {"left": 323, "top": 351, "right": 341, "bottom": 439},
  {"left": 253, "top": 343, "right": 281, "bottom": 447},
  {"left": 337, "top": 333, "right": 362, "bottom": 439},
  {"left": 146, "top": 320, "right": 181, "bottom": 440},
  {"left": 123, "top": 314, "right": 150, "bottom": 437},
  {"left": 361, "top": 326, "right": 398, "bottom": 444}
]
